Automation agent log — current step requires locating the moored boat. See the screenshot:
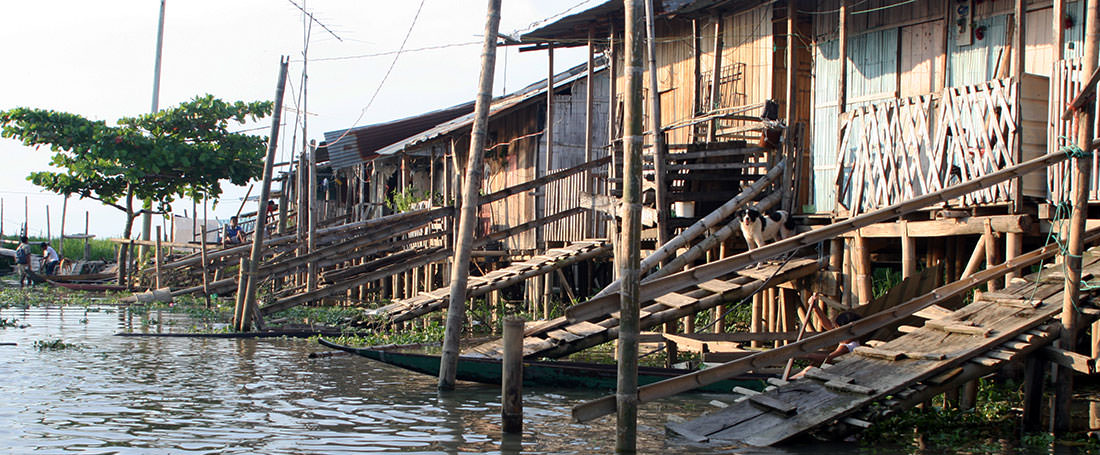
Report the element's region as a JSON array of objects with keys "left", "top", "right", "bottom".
[{"left": 319, "top": 338, "right": 768, "bottom": 392}]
